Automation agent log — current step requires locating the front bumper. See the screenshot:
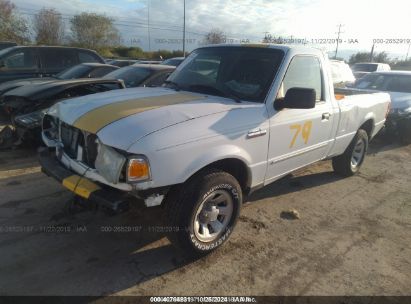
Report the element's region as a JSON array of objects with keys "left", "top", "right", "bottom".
[{"left": 39, "top": 148, "right": 130, "bottom": 213}]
